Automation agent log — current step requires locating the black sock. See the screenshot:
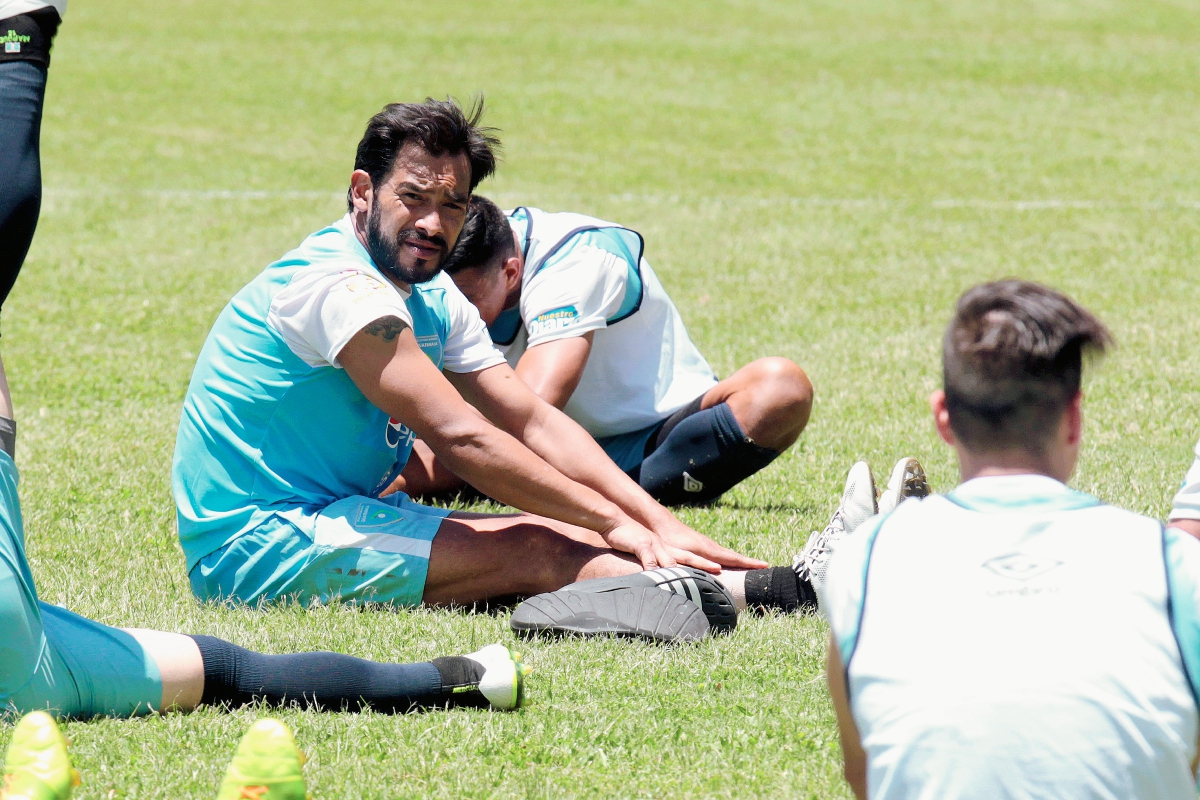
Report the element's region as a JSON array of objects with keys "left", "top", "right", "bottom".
[
  {"left": 189, "top": 635, "right": 484, "bottom": 713},
  {"left": 638, "top": 403, "right": 781, "bottom": 505},
  {"left": 744, "top": 566, "right": 817, "bottom": 613}
]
